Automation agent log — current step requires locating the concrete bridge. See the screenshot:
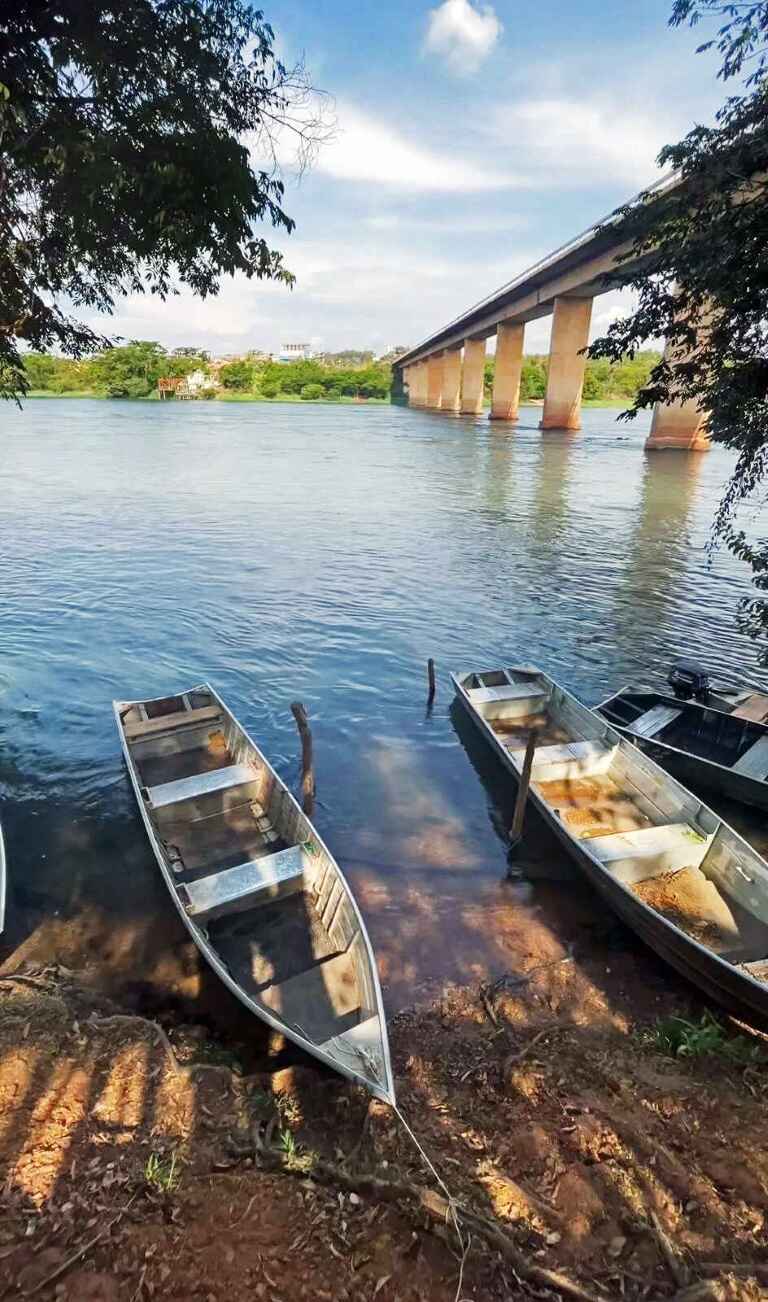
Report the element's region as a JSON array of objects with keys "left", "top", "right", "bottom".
[{"left": 393, "top": 175, "right": 709, "bottom": 451}]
